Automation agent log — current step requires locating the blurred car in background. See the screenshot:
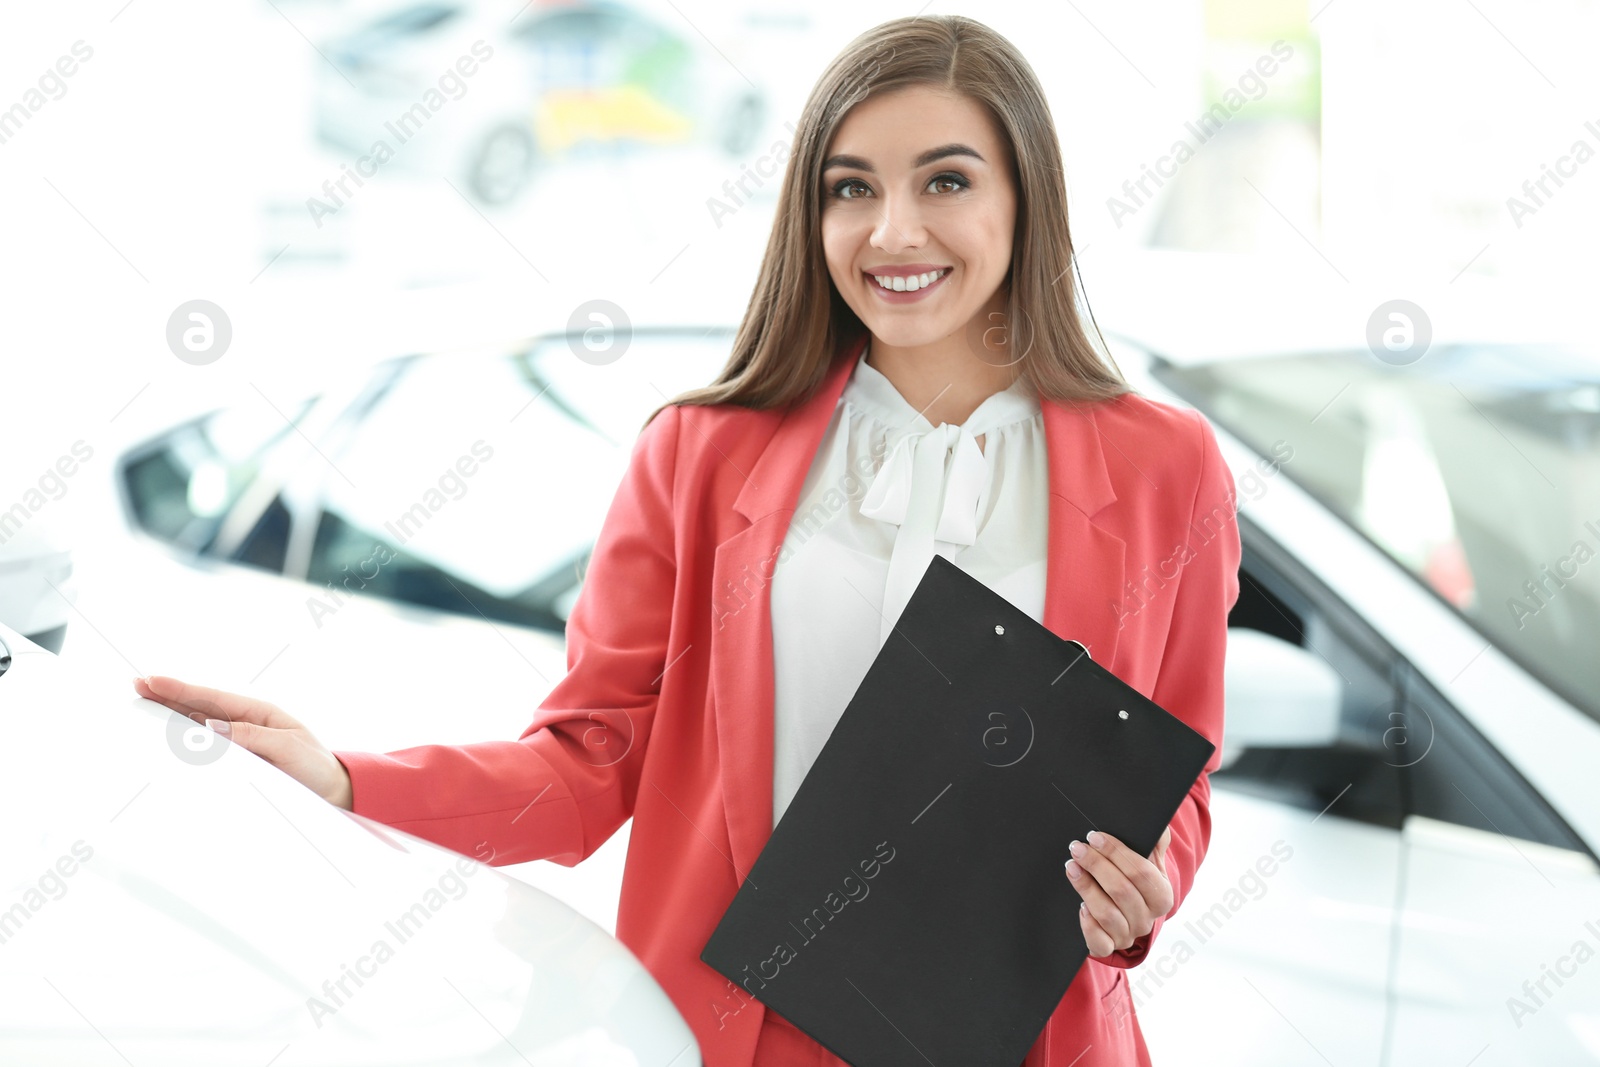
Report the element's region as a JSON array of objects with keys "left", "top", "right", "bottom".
[
  {"left": 113, "top": 325, "right": 730, "bottom": 644},
  {"left": 0, "top": 618, "right": 701, "bottom": 1065},
  {"left": 67, "top": 324, "right": 731, "bottom": 933},
  {"left": 314, "top": 0, "right": 767, "bottom": 205},
  {"left": 0, "top": 519, "right": 74, "bottom": 654}
]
